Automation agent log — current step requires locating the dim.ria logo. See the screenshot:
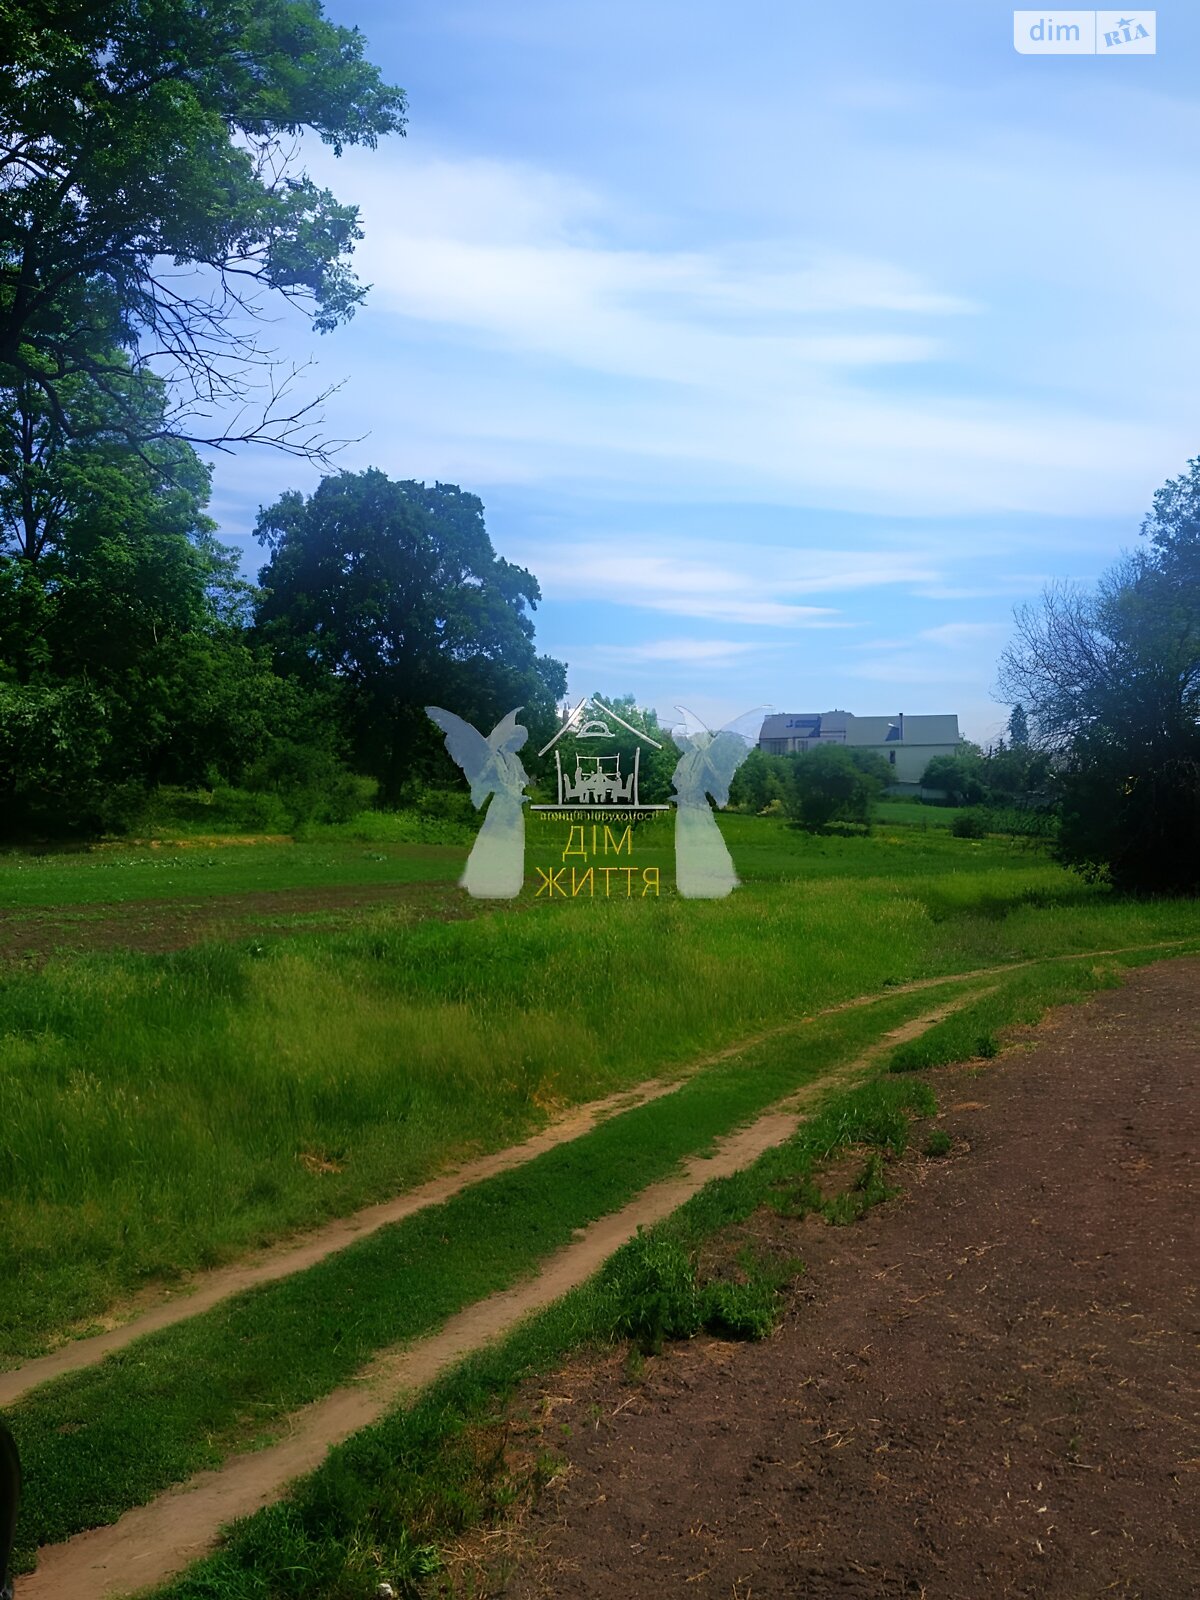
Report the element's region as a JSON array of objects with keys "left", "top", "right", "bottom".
[{"left": 425, "top": 697, "right": 759, "bottom": 901}]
